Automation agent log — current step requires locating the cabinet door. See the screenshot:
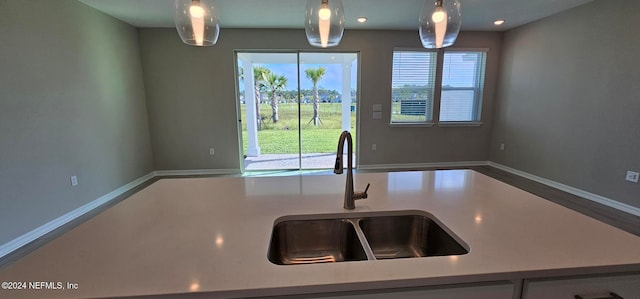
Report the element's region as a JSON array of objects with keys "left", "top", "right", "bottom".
[
  {"left": 316, "top": 282, "right": 515, "bottom": 299},
  {"left": 523, "top": 273, "right": 640, "bottom": 299}
]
